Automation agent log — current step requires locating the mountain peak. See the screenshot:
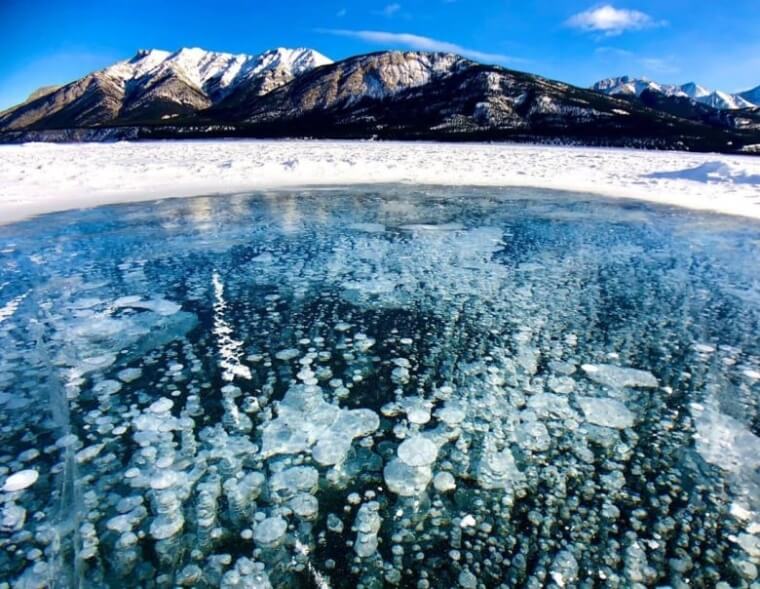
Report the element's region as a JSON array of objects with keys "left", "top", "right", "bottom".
[
  {"left": 130, "top": 49, "right": 171, "bottom": 63},
  {"left": 593, "top": 76, "right": 758, "bottom": 109}
]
